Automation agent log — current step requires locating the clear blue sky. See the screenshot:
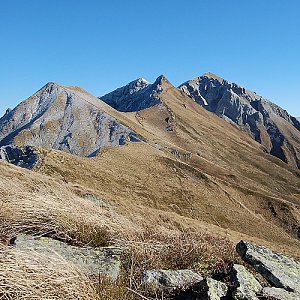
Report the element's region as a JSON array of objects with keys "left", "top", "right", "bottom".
[{"left": 0, "top": 0, "right": 299, "bottom": 116}]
